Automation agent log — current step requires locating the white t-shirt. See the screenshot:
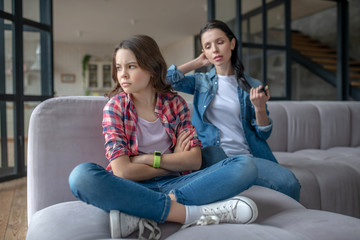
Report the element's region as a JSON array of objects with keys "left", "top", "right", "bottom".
[
  {"left": 137, "top": 117, "right": 172, "bottom": 155},
  {"left": 205, "top": 74, "right": 251, "bottom": 157}
]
